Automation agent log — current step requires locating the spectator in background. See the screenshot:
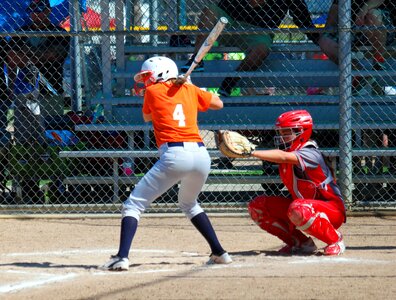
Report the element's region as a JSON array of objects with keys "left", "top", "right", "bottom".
[
  {"left": 318, "top": 0, "right": 394, "bottom": 92},
  {"left": 0, "top": 37, "right": 10, "bottom": 199},
  {"left": 181, "top": 0, "right": 321, "bottom": 169},
  {"left": 7, "top": 0, "right": 70, "bottom": 120},
  {"left": 319, "top": 0, "right": 394, "bottom": 179},
  {"left": 6, "top": 0, "right": 70, "bottom": 202},
  {"left": 181, "top": 0, "right": 321, "bottom": 97},
  {"left": 0, "top": 38, "right": 10, "bottom": 146}
]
